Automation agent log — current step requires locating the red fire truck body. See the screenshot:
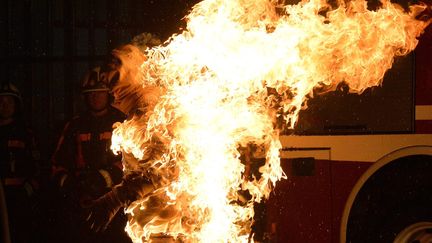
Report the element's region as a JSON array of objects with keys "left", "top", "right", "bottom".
[{"left": 266, "top": 25, "right": 432, "bottom": 243}]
